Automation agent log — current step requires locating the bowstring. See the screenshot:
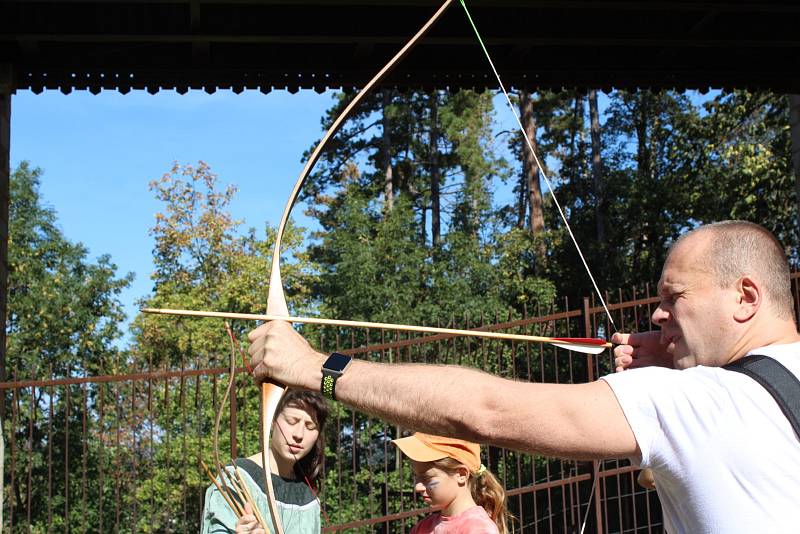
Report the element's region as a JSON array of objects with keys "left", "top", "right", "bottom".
[
  {"left": 273, "top": 419, "right": 332, "bottom": 526},
  {"left": 579, "top": 461, "right": 602, "bottom": 534},
  {"left": 458, "top": 0, "right": 616, "bottom": 333},
  {"left": 458, "top": 2, "right": 615, "bottom": 531}
]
